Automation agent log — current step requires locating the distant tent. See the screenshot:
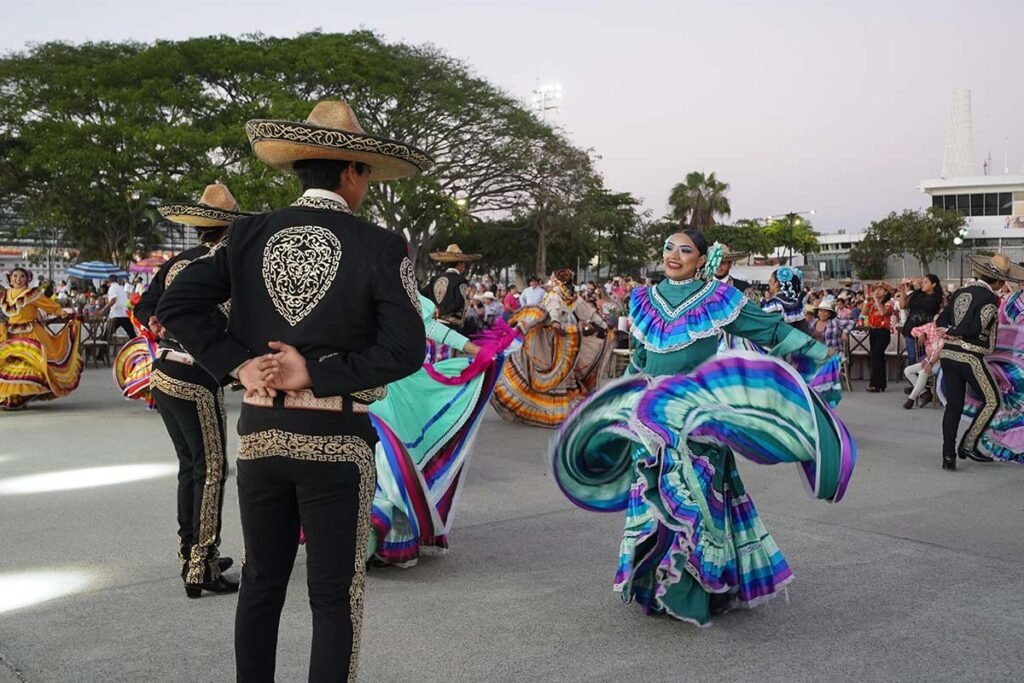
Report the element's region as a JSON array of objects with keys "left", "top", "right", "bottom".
[{"left": 66, "top": 261, "right": 129, "bottom": 281}]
